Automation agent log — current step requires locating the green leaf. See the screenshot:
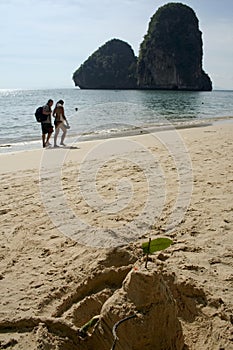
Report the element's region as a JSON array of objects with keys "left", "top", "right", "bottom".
[{"left": 142, "top": 238, "right": 173, "bottom": 255}]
